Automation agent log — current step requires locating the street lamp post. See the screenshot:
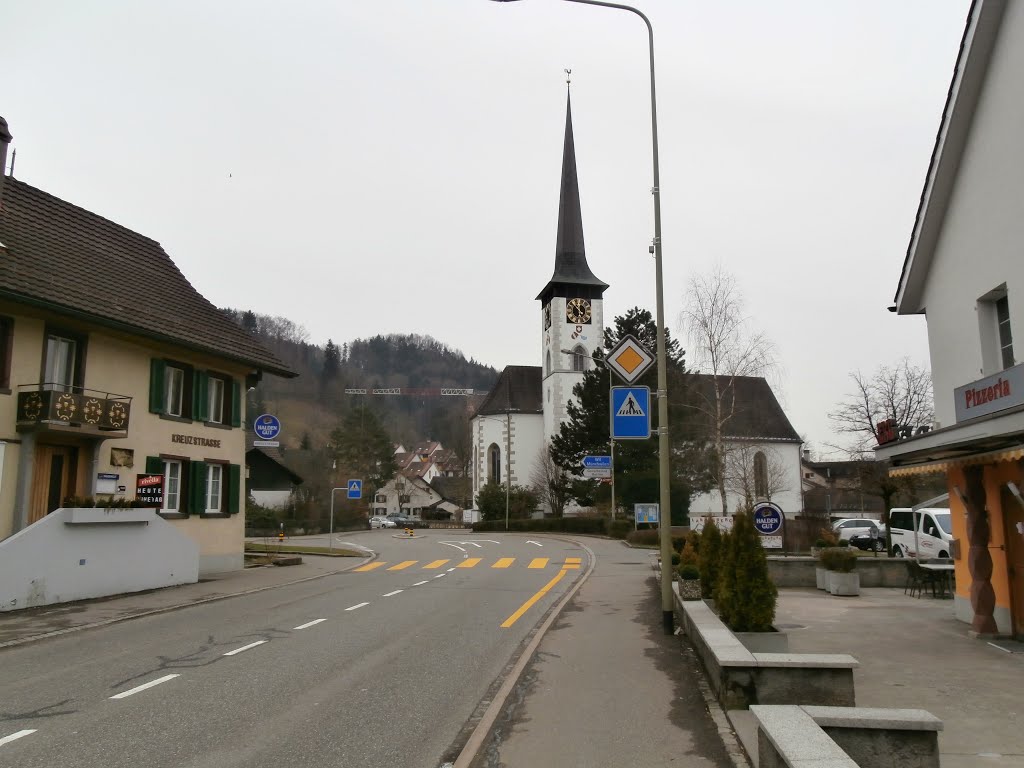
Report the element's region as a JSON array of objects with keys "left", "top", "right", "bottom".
[{"left": 495, "top": 0, "right": 674, "bottom": 633}]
